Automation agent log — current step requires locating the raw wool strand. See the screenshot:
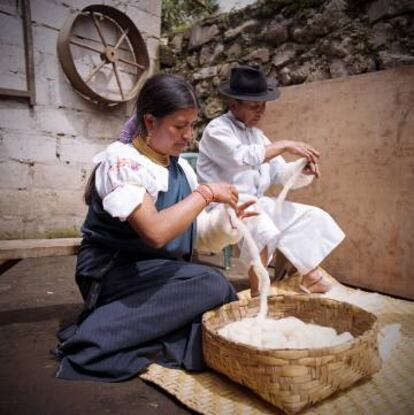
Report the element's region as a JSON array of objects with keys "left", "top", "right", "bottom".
[
  {"left": 274, "top": 157, "right": 308, "bottom": 215},
  {"left": 321, "top": 285, "right": 400, "bottom": 361},
  {"left": 378, "top": 324, "right": 401, "bottom": 362},
  {"left": 227, "top": 209, "right": 271, "bottom": 319}
]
